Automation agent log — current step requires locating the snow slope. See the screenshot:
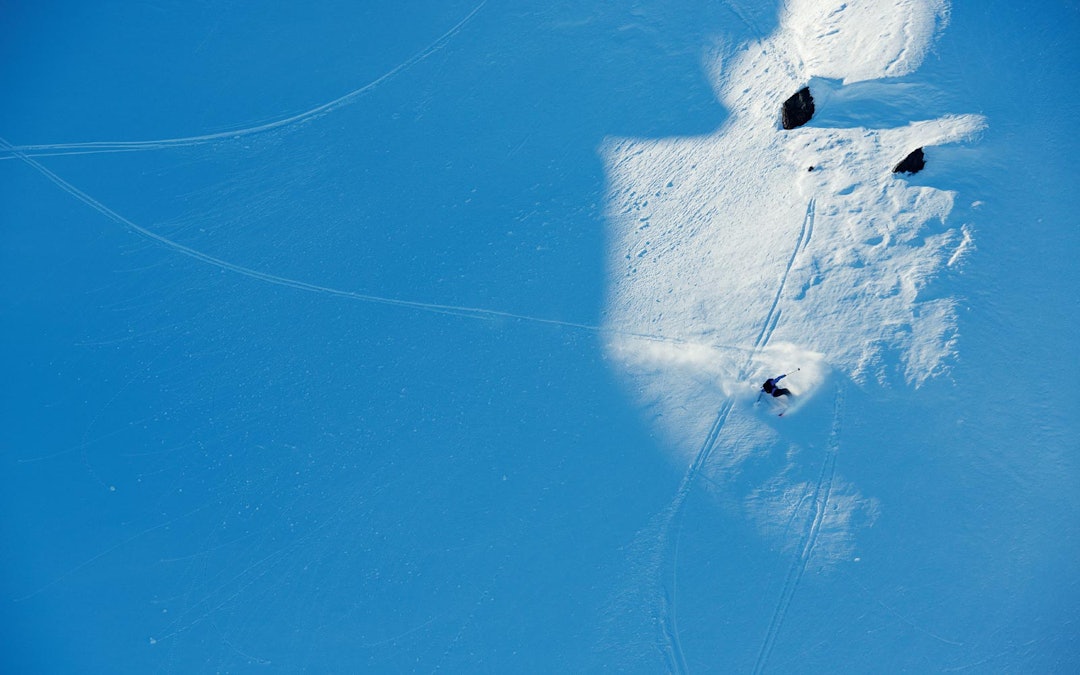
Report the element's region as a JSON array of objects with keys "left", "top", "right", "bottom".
[
  {"left": 598, "top": 0, "right": 1074, "bottom": 670},
  {"left": 603, "top": 0, "right": 984, "bottom": 455},
  {"left": 602, "top": 0, "right": 988, "bottom": 562},
  {"left": 1, "top": 0, "right": 1076, "bottom": 672}
]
